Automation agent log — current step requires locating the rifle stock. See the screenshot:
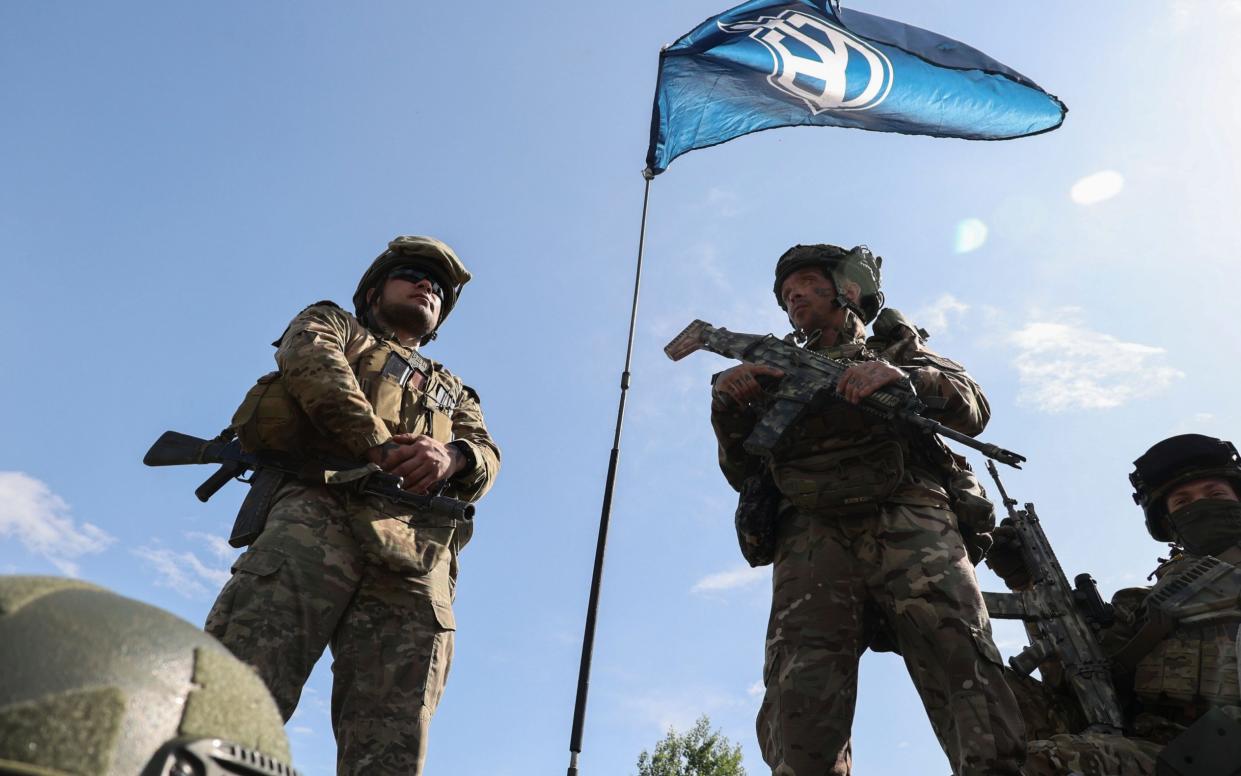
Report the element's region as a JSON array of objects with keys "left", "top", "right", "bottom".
[{"left": 143, "top": 430, "right": 214, "bottom": 467}]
